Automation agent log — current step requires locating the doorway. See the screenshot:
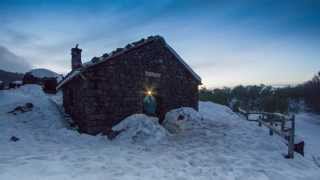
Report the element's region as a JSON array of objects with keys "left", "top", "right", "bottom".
[{"left": 143, "top": 94, "right": 157, "bottom": 116}]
